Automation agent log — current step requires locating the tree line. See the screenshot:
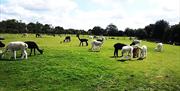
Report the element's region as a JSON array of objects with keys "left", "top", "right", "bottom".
[{"left": 0, "top": 19, "right": 179, "bottom": 45}]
